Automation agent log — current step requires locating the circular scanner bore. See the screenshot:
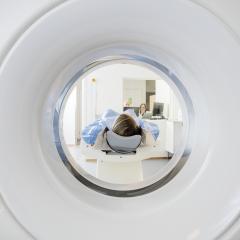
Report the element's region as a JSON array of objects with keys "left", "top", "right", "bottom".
[
  {"left": 54, "top": 55, "right": 193, "bottom": 197},
  {"left": 0, "top": 1, "right": 240, "bottom": 240}
]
